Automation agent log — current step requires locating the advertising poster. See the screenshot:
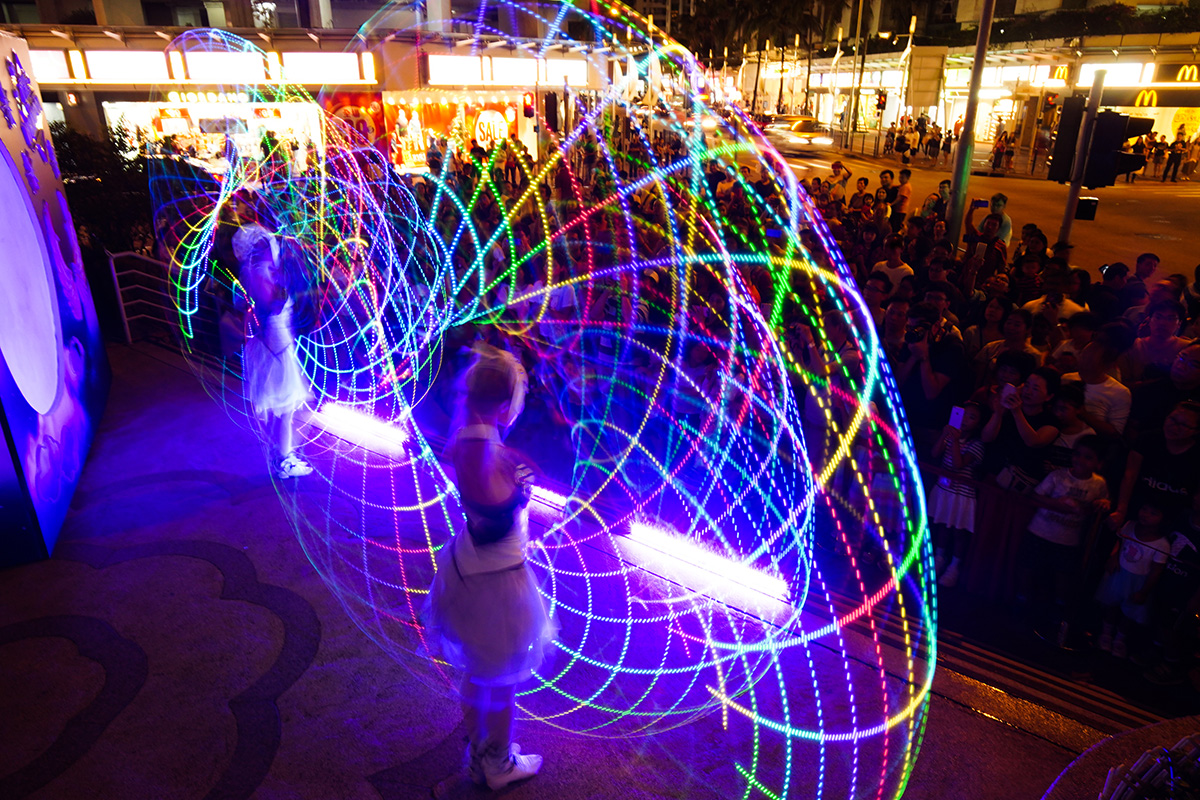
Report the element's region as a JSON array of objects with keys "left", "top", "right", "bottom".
[
  {"left": 0, "top": 32, "right": 110, "bottom": 566},
  {"left": 383, "top": 98, "right": 518, "bottom": 171},
  {"left": 321, "top": 91, "right": 386, "bottom": 153}
]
